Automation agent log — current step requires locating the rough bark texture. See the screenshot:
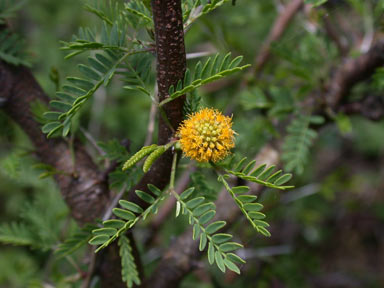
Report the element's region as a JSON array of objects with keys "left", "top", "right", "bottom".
[
  {"left": 122, "top": 0, "right": 186, "bottom": 210},
  {"left": 0, "top": 62, "right": 110, "bottom": 225},
  {"left": 99, "top": 1, "right": 187, "bottom": 287}
]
